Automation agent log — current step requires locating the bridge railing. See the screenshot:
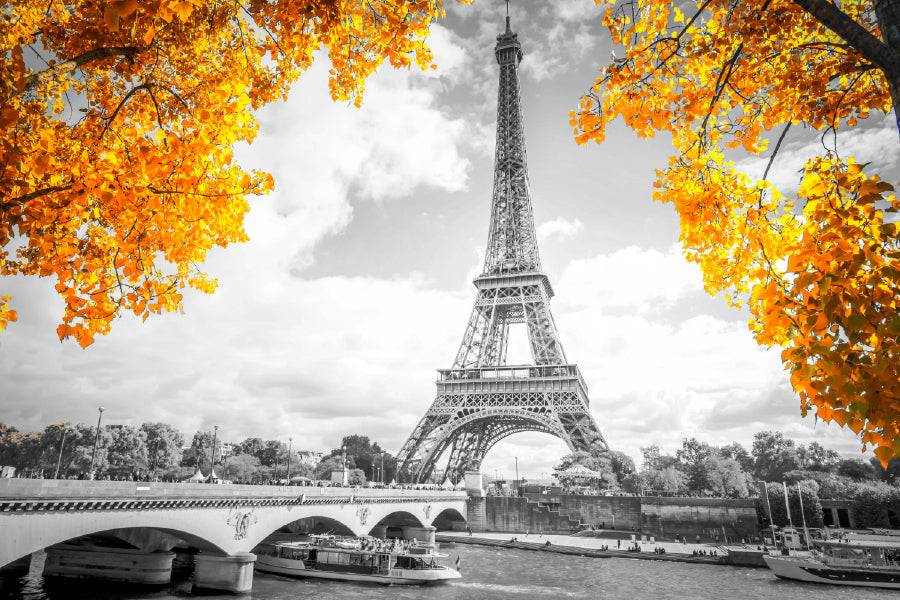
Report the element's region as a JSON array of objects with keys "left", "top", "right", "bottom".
[{"left": 0, "top": 478, "right": 468, "bottom": 502}]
